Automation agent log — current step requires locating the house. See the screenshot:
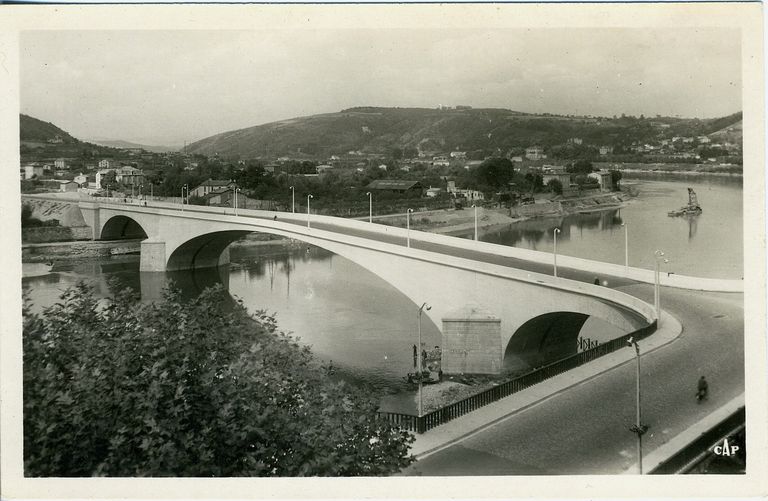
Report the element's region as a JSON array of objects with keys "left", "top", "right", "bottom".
[
  {"left": 117, "top": 166, "right": 144, "bottom": 185},
  {"left": 365, "top": 179, "right": 424, "bottom": 194},
  {"left": 567, "top": 138, "right": 583, "bottom": 145},
  {"left": 525, "top": 146, "right": 545, "bottom": 161},
  {"left": 98, "top": 159, "right": 113, "bottom": 169},
  {"left": 59, "top": 180, "right": 79, "bottom": 192},
  {"left": 190, "top": 179, "right": 237, "bottom": 198},
  {"left": 425, "top": 187, "right": 442, "bottom": 198},
  {"left": 510, "top": 156, "right": 524, "bottom": 163},
  {"left": 316, "top": 164, "right": 334, "bottom": 174},
  {"left": 588, "top": 170, "right": 613, "bottom": 192},
  {"left": 450, "top": 151, "right": 467, "bottom": 159},
  {"left": 542, "top": 172, "right": 572, "bottom": 188},
  {"left": 47, "top": 135, "right": 64, "bottom": 144},
  {"left": 697, "top": 136, "right": 711, "bottom": 144},
  {"left": 54, "top": 158, "right": 67, "bottom": 169},
  {"left": 378, "top": 164, "right": 388, "bottom": 171},
  {"left": 599, "top": 145, "right": 614, "bottom": 155},
  {"left": 74, "top": 173, "right": 88, "bottom": 185},
  {"left": 24, "top": 164, "right": 44, "bottom": 179},
  {"left": 205, "top": 188, "right": 248, "bottom": 208}
]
